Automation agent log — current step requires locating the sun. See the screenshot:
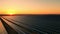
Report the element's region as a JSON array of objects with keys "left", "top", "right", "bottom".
[{"left": 6, "top": 9, "right": 16, "bottom": 15}]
